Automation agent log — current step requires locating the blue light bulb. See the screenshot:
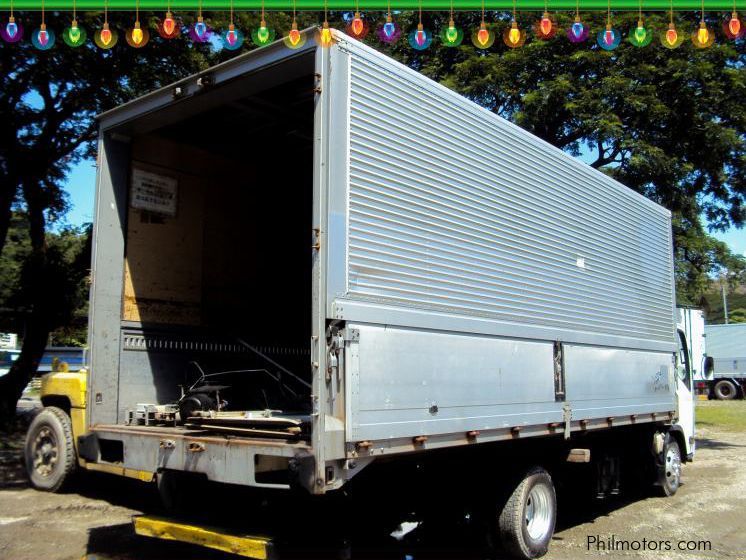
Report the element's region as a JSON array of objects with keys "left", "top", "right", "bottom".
[
  {"left": 383, "top": 21, "right": 395, "bottom": 38},
  {"left": 571, "top": 21, "right": 584, "bottom": 37}
]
